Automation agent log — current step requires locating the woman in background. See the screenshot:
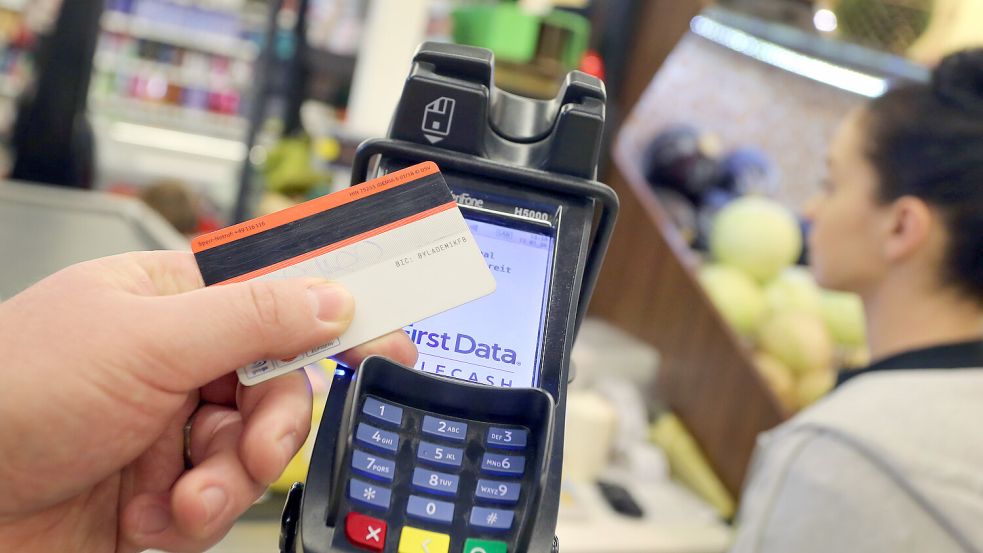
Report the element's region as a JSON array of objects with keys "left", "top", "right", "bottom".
[{"left": 730, "top": 49, "right": 983, "bottom": 553}]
